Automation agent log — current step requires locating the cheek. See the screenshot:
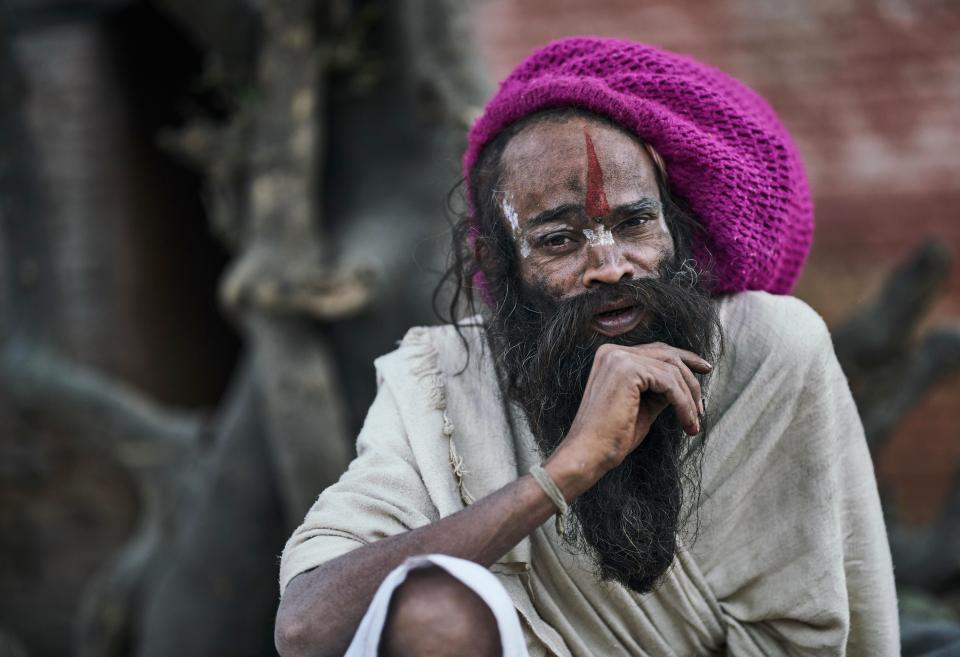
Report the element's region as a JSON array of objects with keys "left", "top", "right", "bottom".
[
  {"left": 623, "top": 220, "right": 675, "bottom": 266},
  {"left": 624, "top": 241, "right": 672, "bottom": 268},
  {"left": 519, "top": 251, "right": 586, "bottom": 294}
]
